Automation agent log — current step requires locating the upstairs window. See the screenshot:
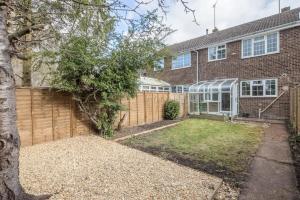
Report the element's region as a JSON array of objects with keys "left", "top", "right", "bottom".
[
  {"left": 253, "top": 36, "right": 265, "bottom": 56},
  {"left": 208, "top": 44, "right": 226, "bottom": 61},
  {"left": 172, "top": 52, "right": 191, "bottom": 69},
  {"left": 240, "top": 79, "right": 277, "bottom": 97},
  {"left": 154, "top": 59, "right": 164, "bottom": 71},
  {"left": 242, "top": 32, "right": 279, "bottom": 58}
]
